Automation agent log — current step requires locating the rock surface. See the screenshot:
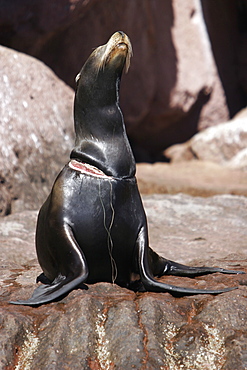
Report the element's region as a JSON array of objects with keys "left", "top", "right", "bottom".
[
  {"left": 201, "top": 0, "right": 247, "bottom": 117},
  {"left": 1, "top": 0, "right": 246, "bottom": 159},
  {"left": 136, "top": 161, "right": 247, "bottom": 197},
  {"left": 0, "top": 45, "right": 74, "bottom": 216},
  {"left": 1, "top": 194, "right": 247, "bottom": 369},
  {"left": 165, "top": 115, "right": 247, "bottom": 172},
  {"left": 190, "top": 119, "right": 247, "bottom": 166}
]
